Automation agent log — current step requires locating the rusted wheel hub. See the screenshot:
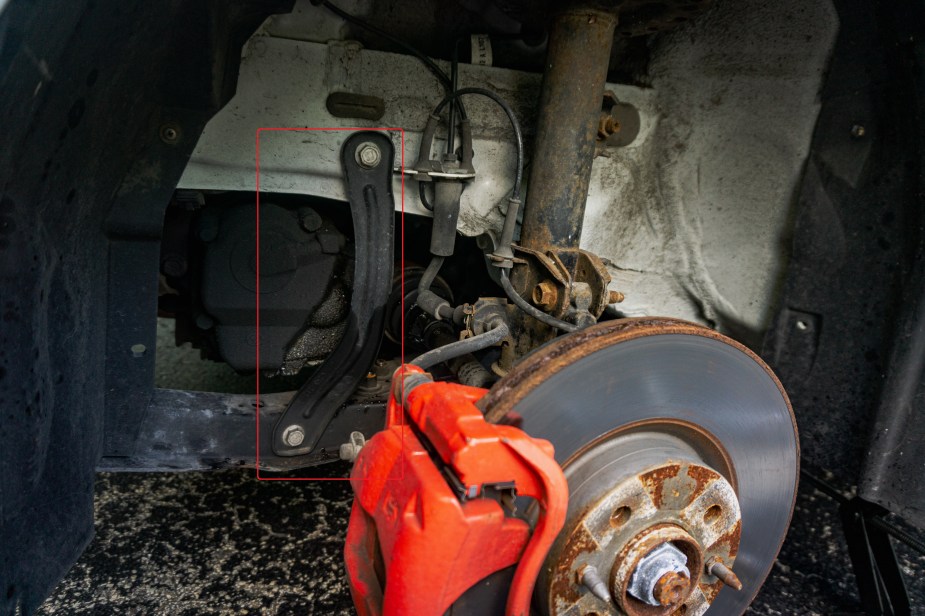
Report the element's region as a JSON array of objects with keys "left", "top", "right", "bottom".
[
  {"left": 541, "top": 437, "right": 740, "bottom": 615},
  {"left": 481, "top": 318, "right": 798, "bottom": 615}
]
